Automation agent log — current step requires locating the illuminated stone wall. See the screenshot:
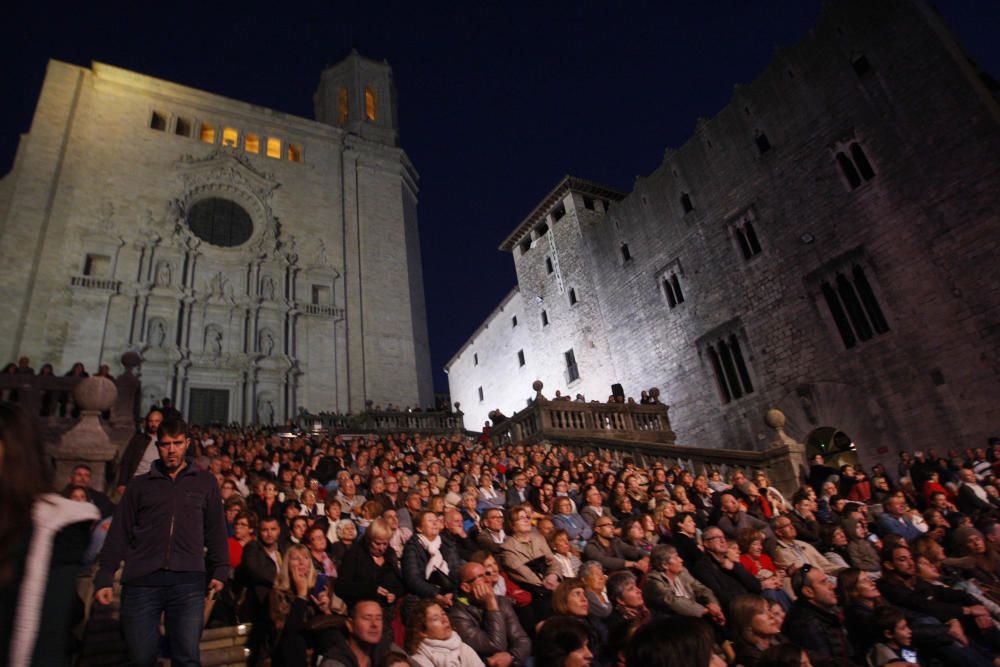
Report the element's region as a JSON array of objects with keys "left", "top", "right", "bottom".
[
  {"left": 0, "top": 53, "right": 433, "bottom": 423},
  {"left": 448, "top": 0, "right": 1000, "bottom": 463}
]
